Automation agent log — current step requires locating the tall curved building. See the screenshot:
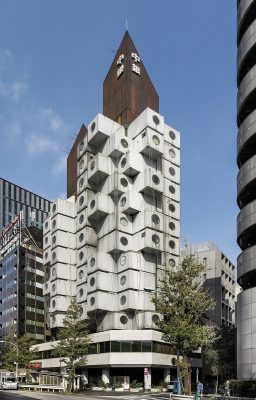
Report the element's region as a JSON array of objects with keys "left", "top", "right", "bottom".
[{"left": 237, "top": 0, "right": 256, "bottom": 379}]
